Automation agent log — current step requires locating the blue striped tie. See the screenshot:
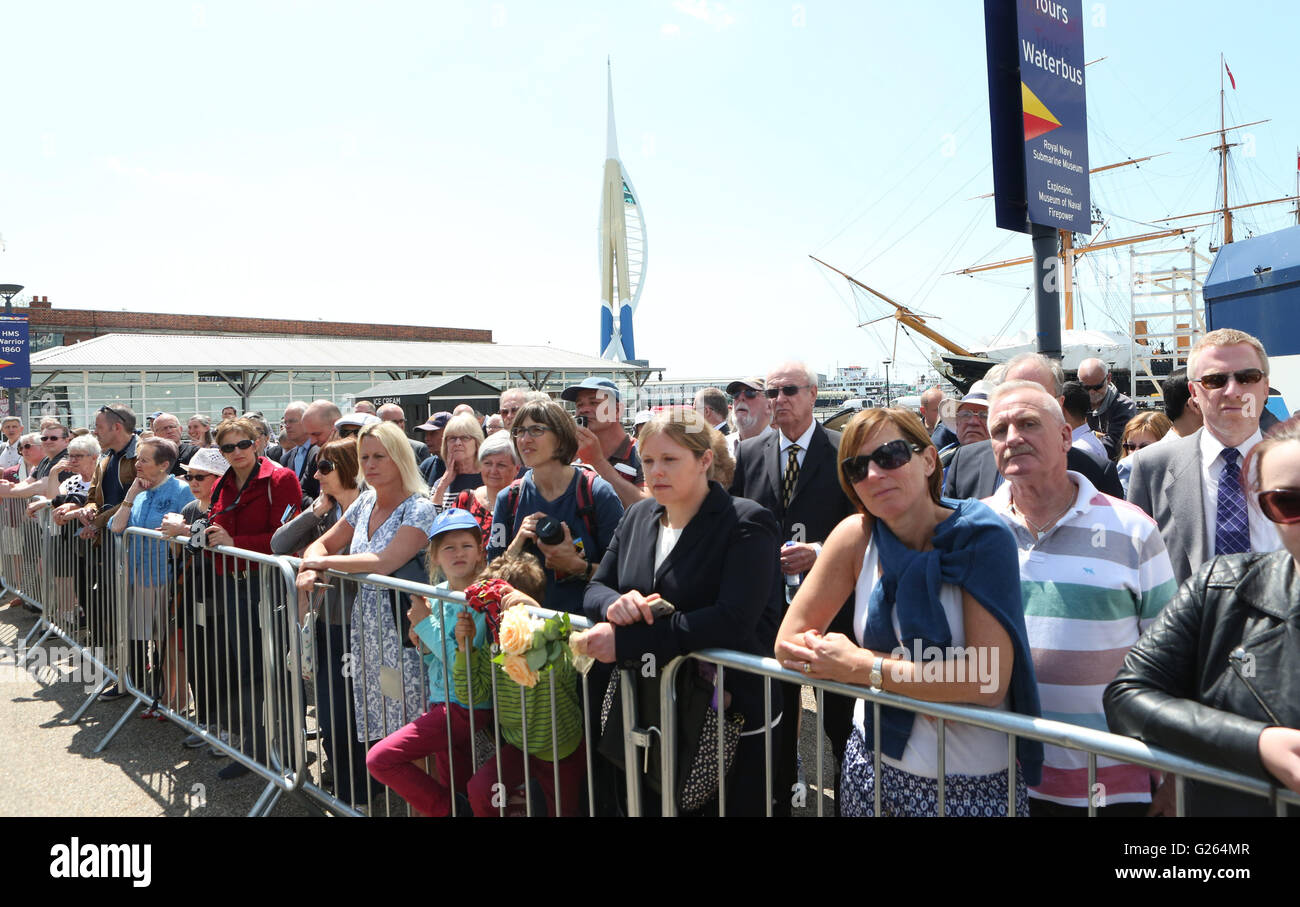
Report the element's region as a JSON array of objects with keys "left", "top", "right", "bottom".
[{"left": 1215, "top": 448, "right": 1251, "bottom": 555}]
